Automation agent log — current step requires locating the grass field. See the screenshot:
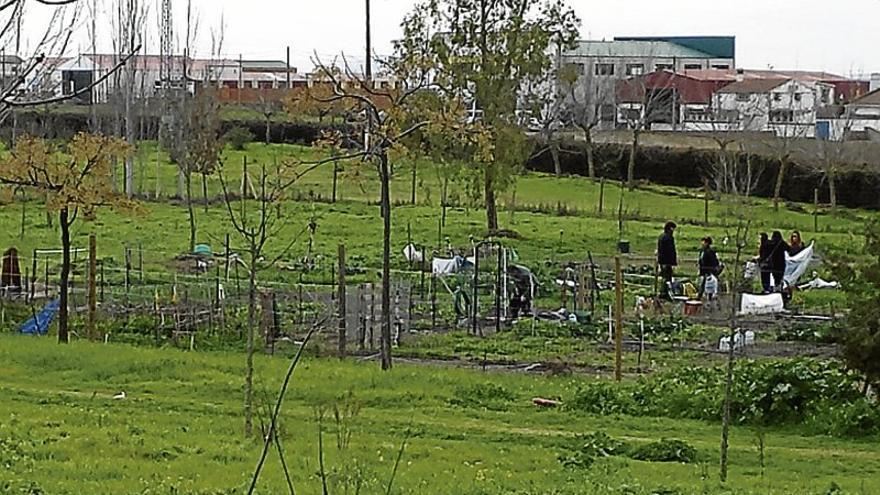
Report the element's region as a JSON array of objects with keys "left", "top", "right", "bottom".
[
  {"left": 2, "top": 139, "right": 878, "bottom": 494},
  {"left": 2, "top": 141, "right": 872, "bottom": 277},
  {"left": 2, "top": 335, "right": 879, "bottom": 495}
]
